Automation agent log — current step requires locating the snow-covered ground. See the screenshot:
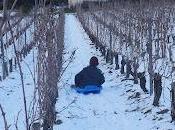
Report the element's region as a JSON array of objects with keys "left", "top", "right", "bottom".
[
  {"left": 0, "top": 48, "right": 37, "bottom": 130},
  {"left": 54, "top": 14, "right": 175, "bottom": 130}
]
